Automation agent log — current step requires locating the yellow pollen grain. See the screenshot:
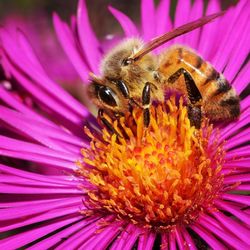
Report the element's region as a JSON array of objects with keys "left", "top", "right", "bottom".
[{"left": 78, "top": 97, "right": 225, "bottom": 231}]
